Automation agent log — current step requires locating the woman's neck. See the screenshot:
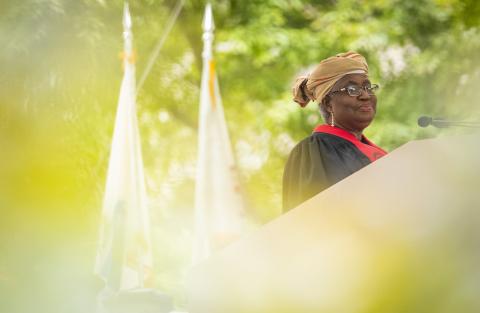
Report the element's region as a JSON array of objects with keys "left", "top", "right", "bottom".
[
  {"left": 332, "top": 123, "right": 363, "bottom": 140},
  {"left": 350, "top": 130, "right": 363, "bottom": 140}
]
